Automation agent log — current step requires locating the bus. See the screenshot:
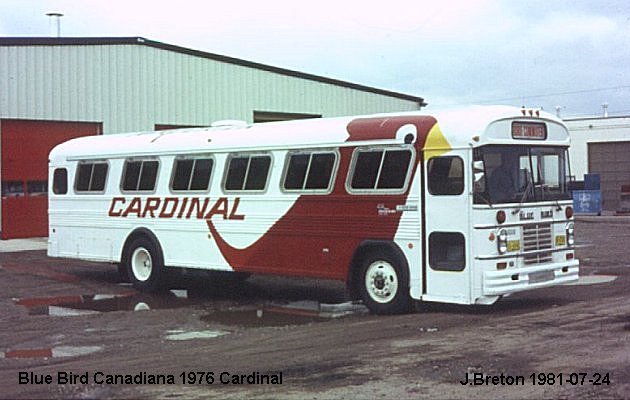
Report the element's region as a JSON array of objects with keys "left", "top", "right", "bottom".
[{"left": 47, "top": 105, "right": 579, "bottom": 314}]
